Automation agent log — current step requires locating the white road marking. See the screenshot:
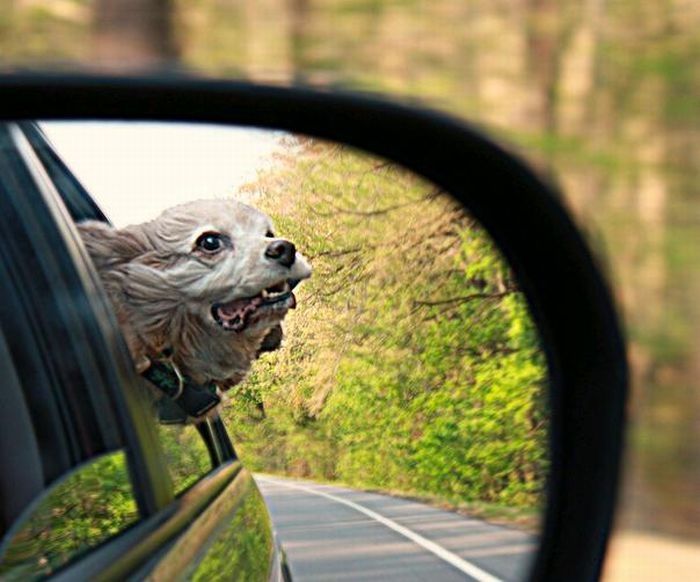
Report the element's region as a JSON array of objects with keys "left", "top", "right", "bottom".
[{"left": 256, "top": 476, "right": 504, "bottom": 582}]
